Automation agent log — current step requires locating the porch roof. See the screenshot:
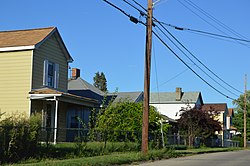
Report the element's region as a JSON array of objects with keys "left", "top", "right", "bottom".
[{"left": 29, "top": 88, "right": 99, "bottom": 107}]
